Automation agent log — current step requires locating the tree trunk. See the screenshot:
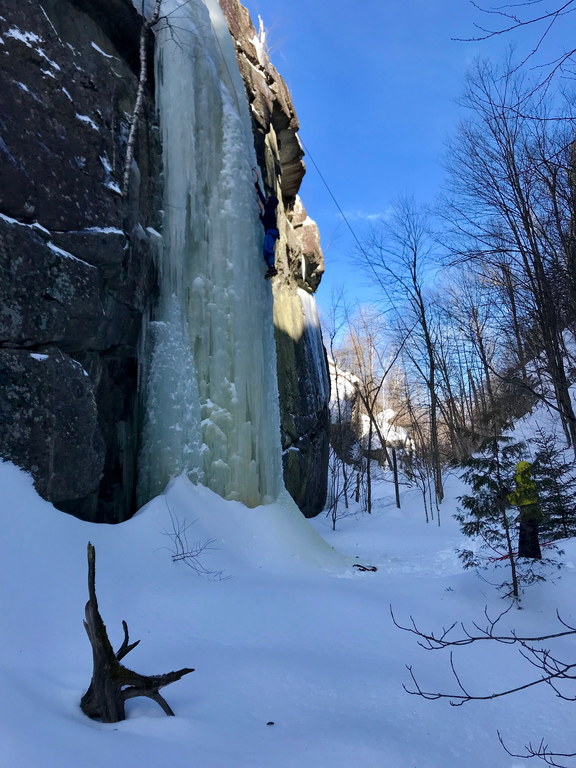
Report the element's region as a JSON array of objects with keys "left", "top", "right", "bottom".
[
  {"left": 366, "top": 421, "right": 373, "bottom": 513},
  {"left": 501, "top": 508, "right": 520, "bottom": 598},
  {"left": 392, "top": 447, "right": 401, "bottom": 509},
  {"left": 122, "top": 0, "right": 162, "bottom": 195},
  {"left": 81, "top": 543, "right": 194, "bottom": 723},
  {"left": 501, "top": 264, "right": 527, "bottom": 381}
]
